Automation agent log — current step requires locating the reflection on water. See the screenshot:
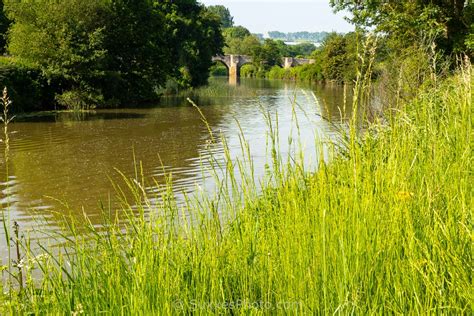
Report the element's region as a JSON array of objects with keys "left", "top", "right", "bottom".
[{"left": 0, "top": 77, "right": 351, "bottom": 260}]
